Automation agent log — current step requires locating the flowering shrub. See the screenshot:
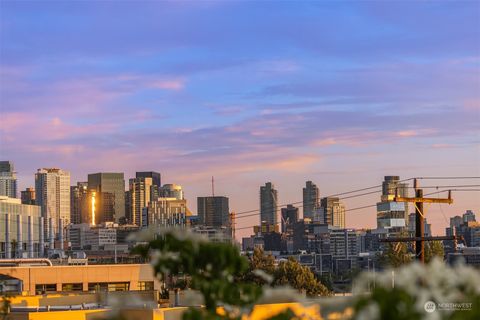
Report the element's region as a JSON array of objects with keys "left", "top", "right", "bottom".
[{"left": 352, "top": 258, "right": 480, "bottom": 320}]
